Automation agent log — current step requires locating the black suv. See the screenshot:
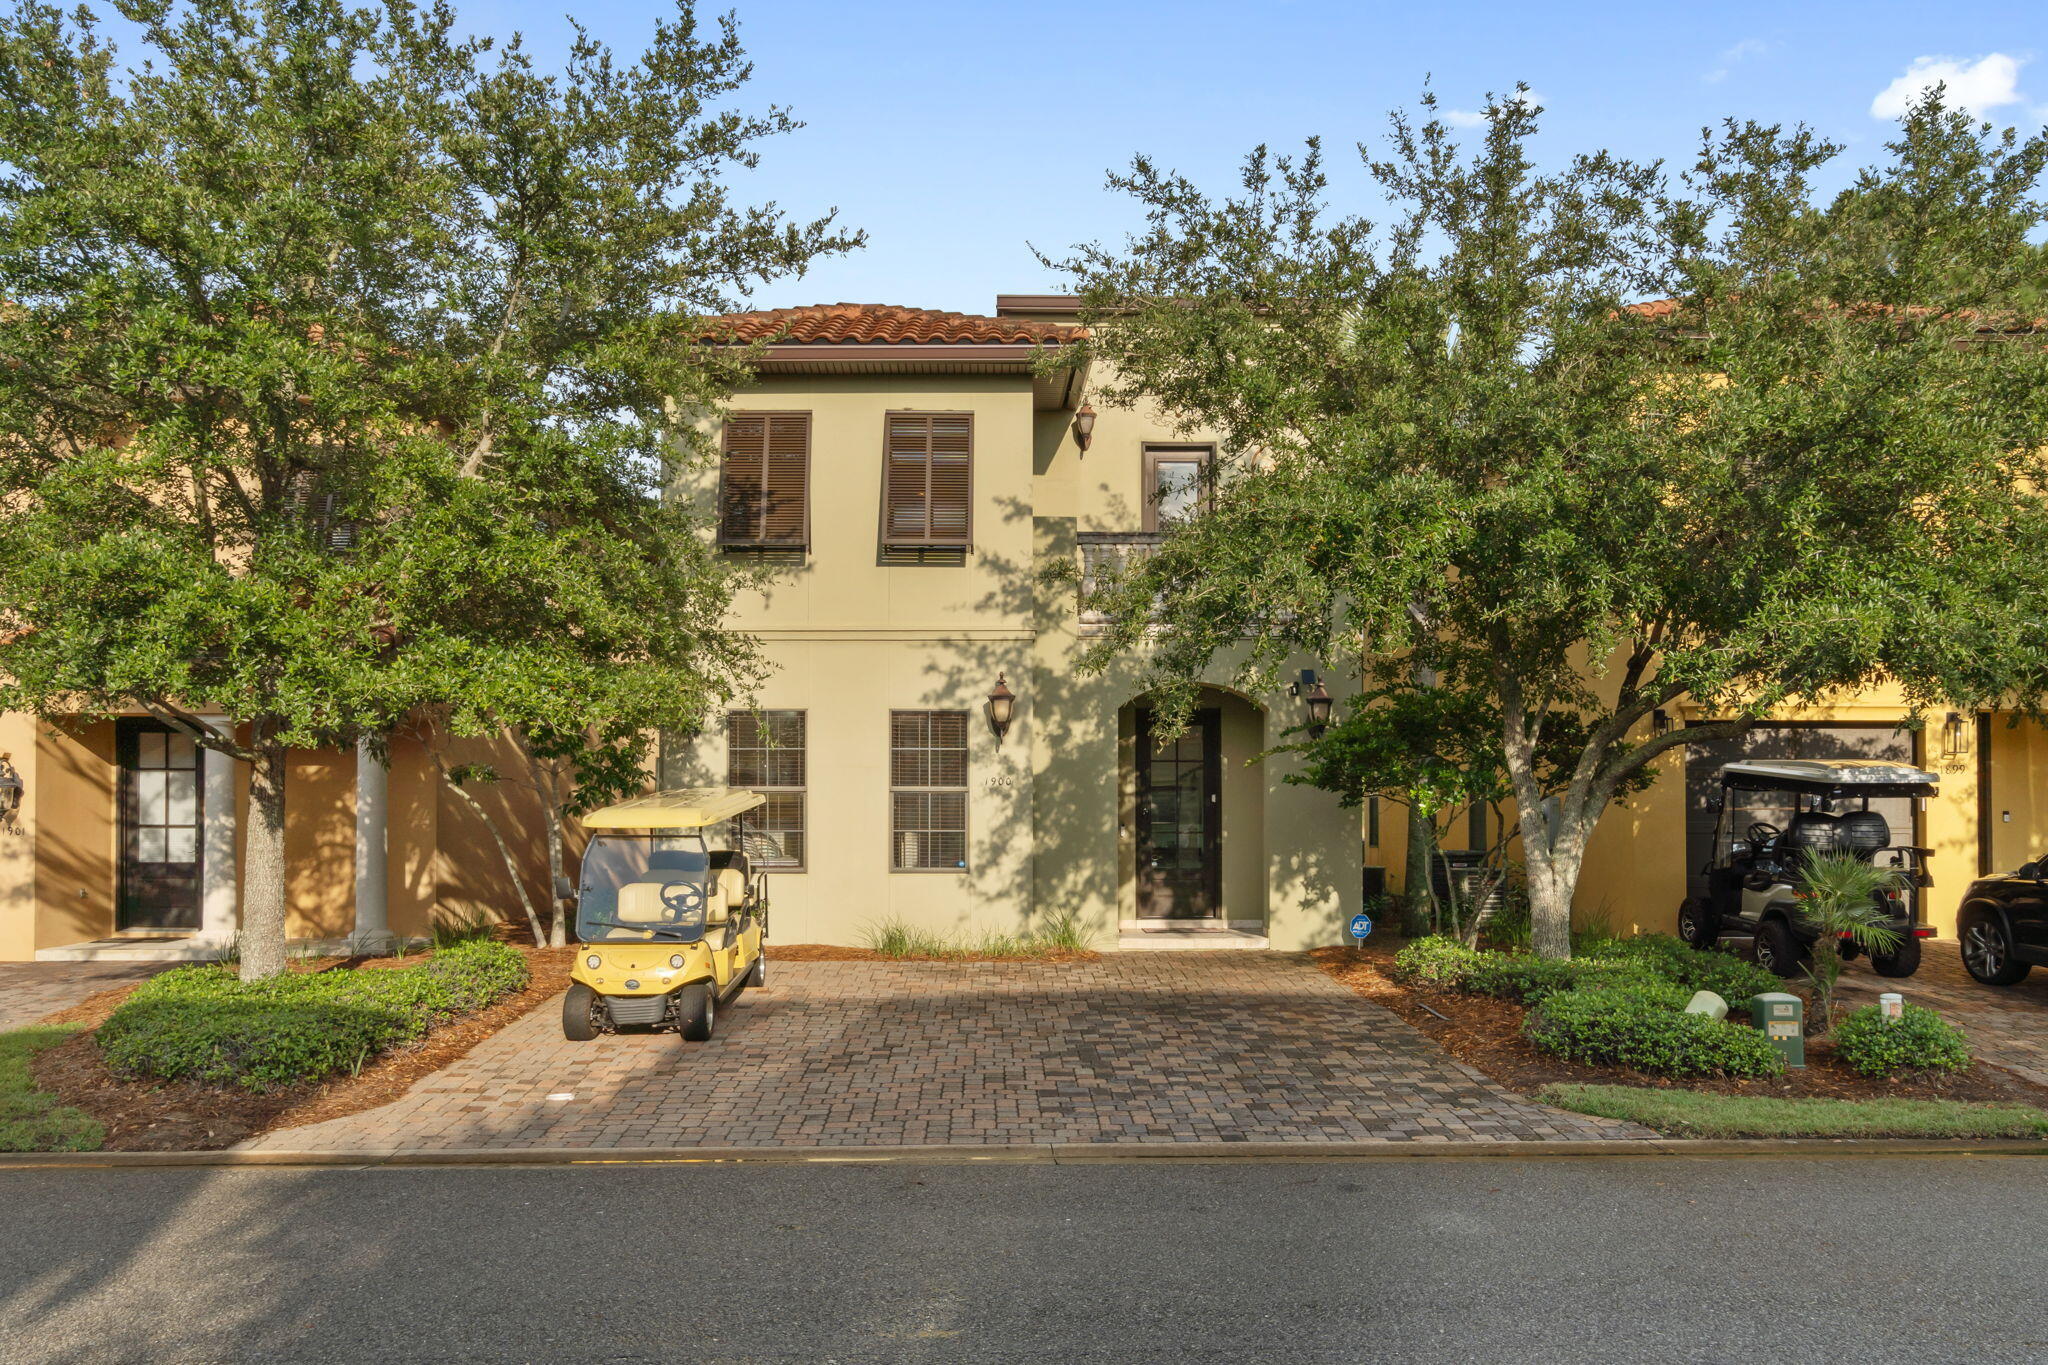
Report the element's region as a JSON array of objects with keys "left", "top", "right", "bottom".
[{"left": 1956, "top": 863, "right": 2048, "bottom": 985}]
